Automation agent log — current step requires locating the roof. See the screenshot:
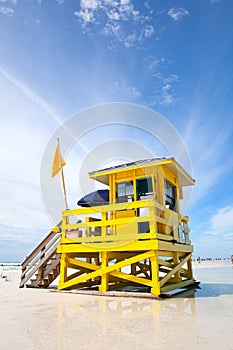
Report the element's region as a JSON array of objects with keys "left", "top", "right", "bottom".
[{"left": 89, "top": 157, "right": 195, "bottom": 187}]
